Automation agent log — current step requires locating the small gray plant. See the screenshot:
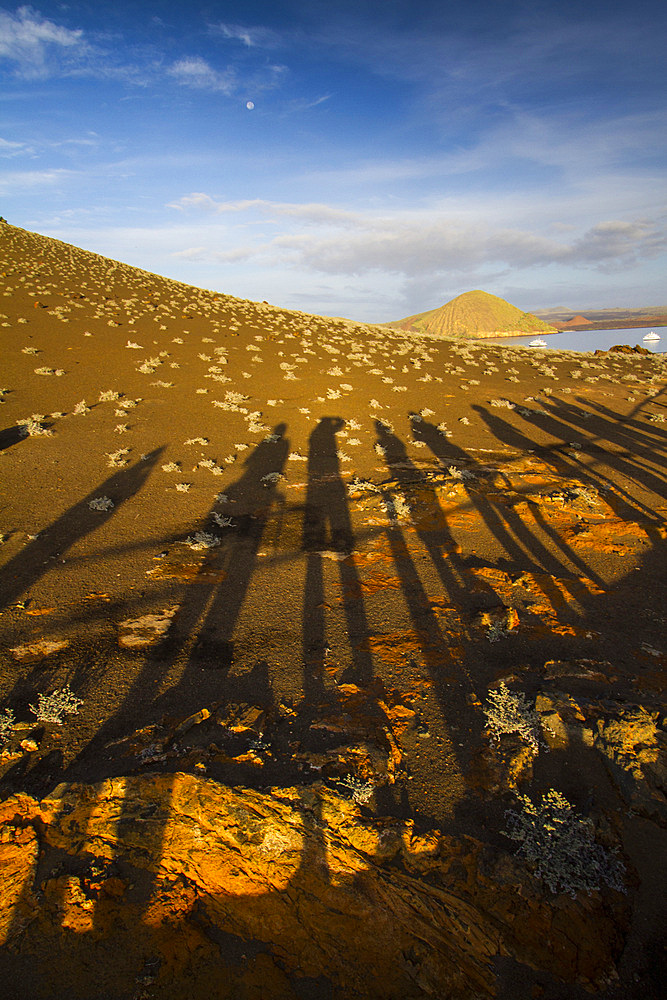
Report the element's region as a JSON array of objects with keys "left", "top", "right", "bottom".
[
  {"left": 185, "top": 530, "right": 220, "bottom": 550},
  {"left": 88, "top": 496, "right": 114, "bottom": 511},
  {"left": 383, "top": 491, "right": 411, "bottom": 523},
  {"left": 505, "top": 789, "right": 625, "bottom": 897},
  {"left": 16, "top": 416, "right": 53, "bottom": 437},
  {"left": 211, "top": 513, "right": 234, "bottom": 528},
  {"left": 261, "top": 472, "right": 284, "bottom": 487},
  {"left": 337, "top": 775, "right": 375, "bottom": 806},
  {"left": 448, "top": 465, "right": 475, "bottom": 481},
  {"left": 484, "top": 681, "right": 541, "bottom": 751},
  {"left": 0, "top": 707, "right": 15, "bottom": 747},
  {"left": 348, "top": 476, "right": 381, "bottom": 495},
  {"left": 30, "top": 685, "right": 83, "bottom": 724}
]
